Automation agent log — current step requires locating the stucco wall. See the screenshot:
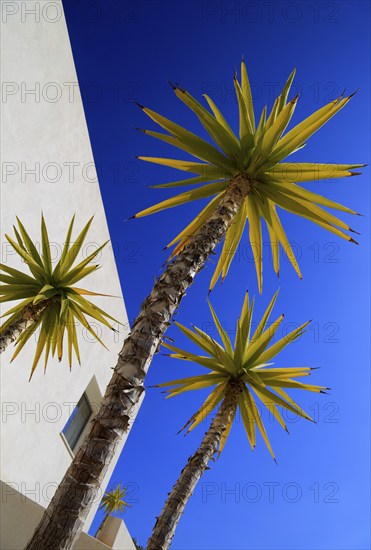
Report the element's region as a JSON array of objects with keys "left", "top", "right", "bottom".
[
  {"left": 1, "top": 0, "right": 136, "bottom": 535},
  {"left": 1, "top": 481, "right": 136, "bottom": 550},
  {"left": 96, "top": 516, "right": 137, "bottom": 550}
]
